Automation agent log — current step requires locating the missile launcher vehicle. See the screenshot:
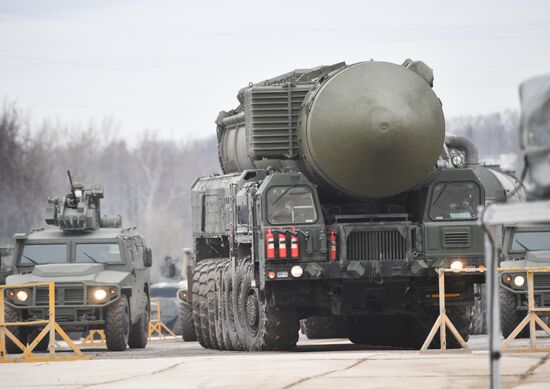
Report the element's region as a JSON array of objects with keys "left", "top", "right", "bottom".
[
  {"left": 3, "top": 173, "right": 153, "bottom": 353},
  {"left": 187, "top": 59, "right": 518, "bottom": 350}
]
